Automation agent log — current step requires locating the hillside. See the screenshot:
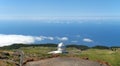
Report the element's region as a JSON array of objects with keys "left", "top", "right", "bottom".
[{"left": 0, "top": 44, "right": 120, "bottom": 66}]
